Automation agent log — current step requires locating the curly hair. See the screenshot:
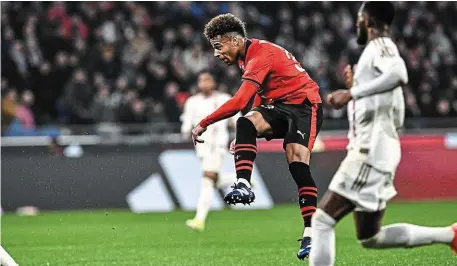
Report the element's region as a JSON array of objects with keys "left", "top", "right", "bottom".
[
  {"left": 362, "top": 1, "right": 395, "bottom": 26},
  {"left": 203, "top": 13, "right": 247, "bottom": 40}
]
